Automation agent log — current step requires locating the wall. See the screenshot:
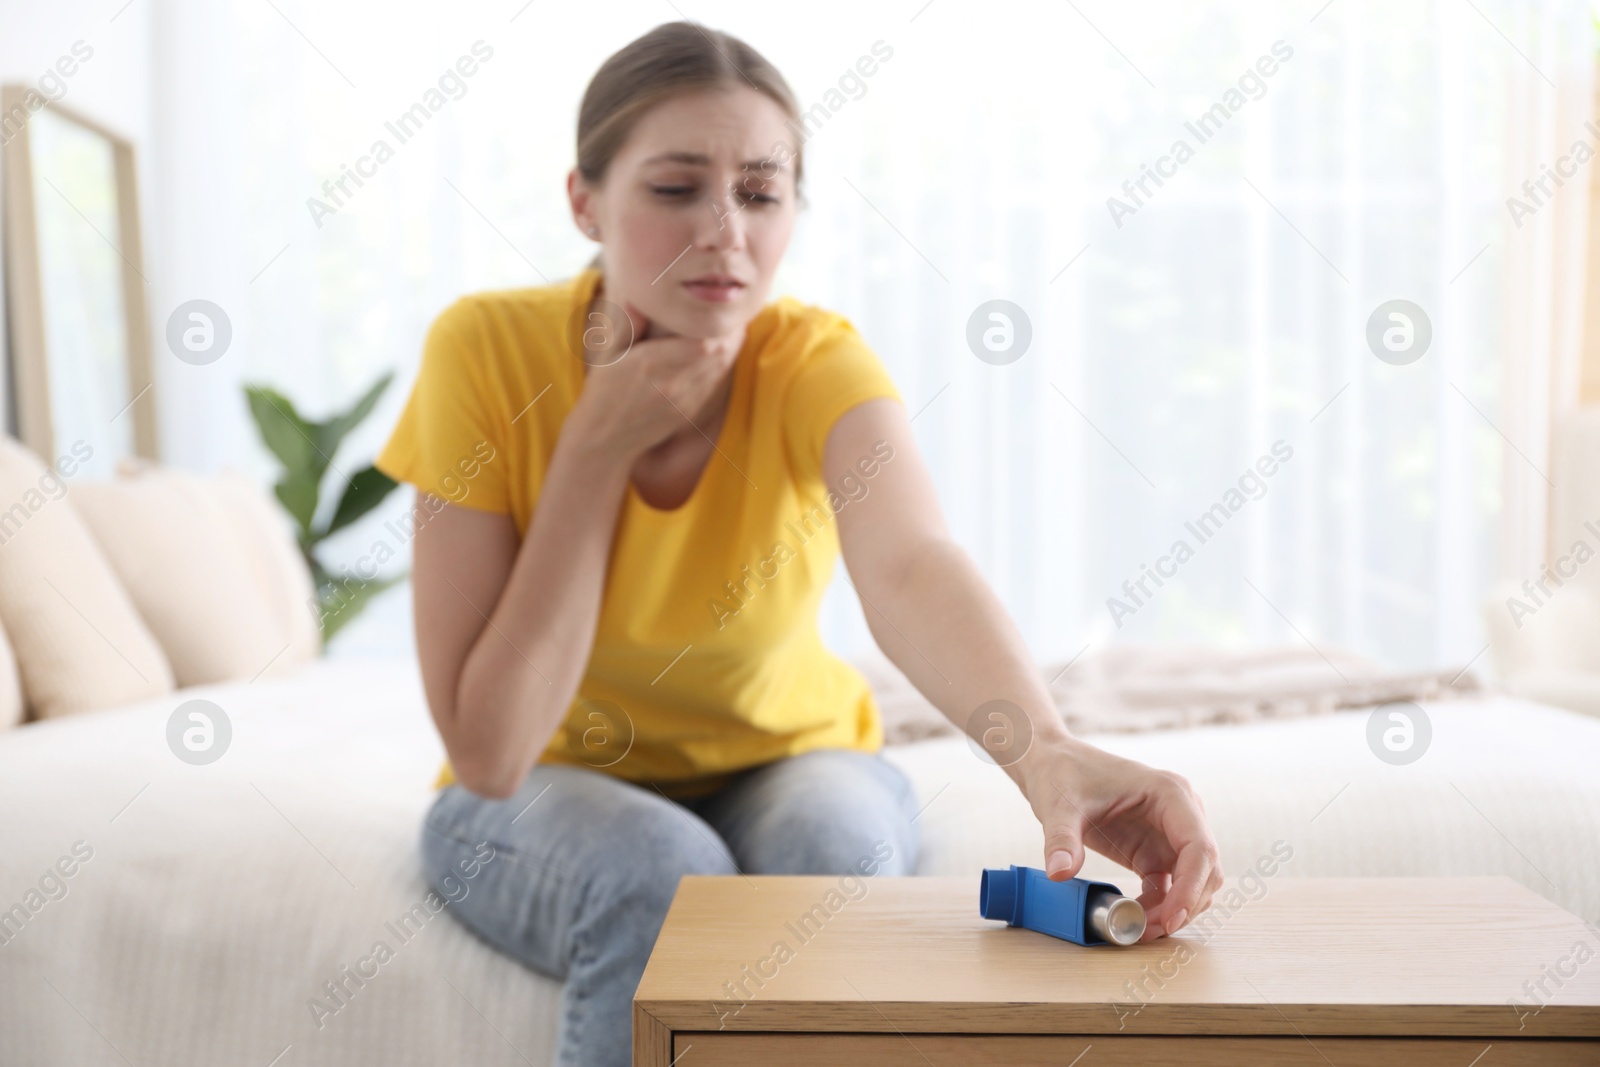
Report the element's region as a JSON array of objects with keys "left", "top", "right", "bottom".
[{"left": 1, "top": 1, "right": 154, "bottom": 438}]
